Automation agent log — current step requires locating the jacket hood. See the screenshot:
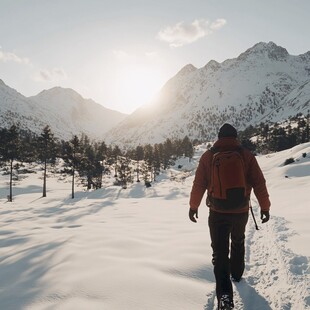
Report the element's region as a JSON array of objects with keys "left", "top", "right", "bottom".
[{"left": 213, "top": 137, "right": 241, "bottom": 151}]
